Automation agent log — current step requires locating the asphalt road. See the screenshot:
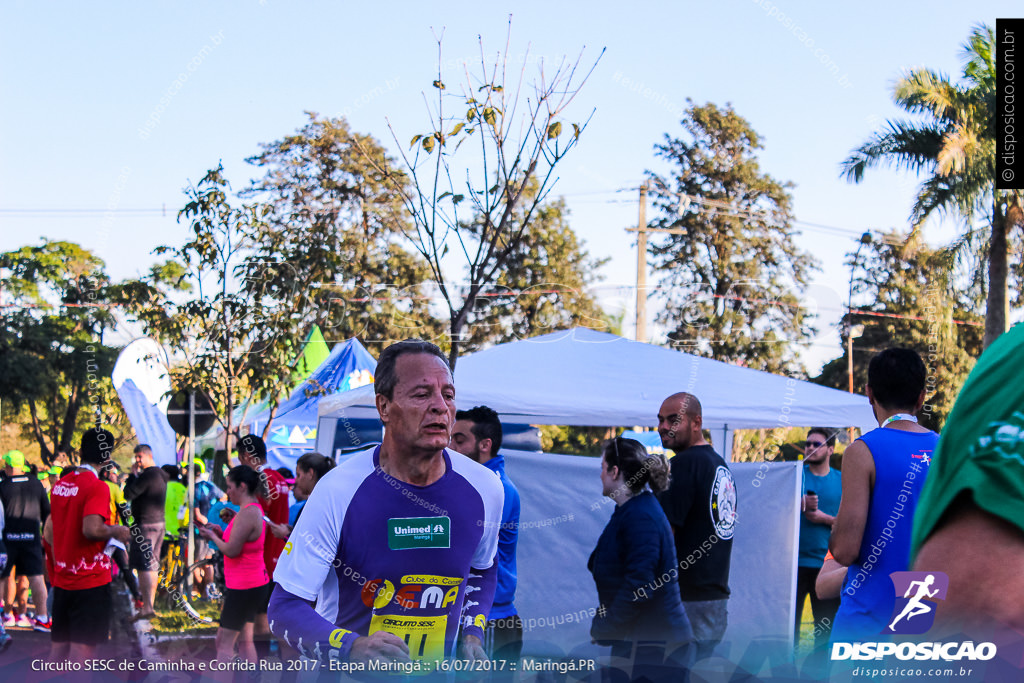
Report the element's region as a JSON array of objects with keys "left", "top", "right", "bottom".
[{"left": 0, "top": 585, "right": 141, "bottom": 681}]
